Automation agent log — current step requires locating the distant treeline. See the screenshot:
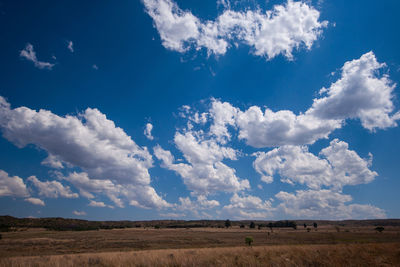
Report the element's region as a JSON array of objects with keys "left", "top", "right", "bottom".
[
  {"left": 1, "top": 216, "right": 399, "bottom": 231},
  {"left": 264, "top": 220, "right": 297, "bottom": 229}
]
